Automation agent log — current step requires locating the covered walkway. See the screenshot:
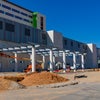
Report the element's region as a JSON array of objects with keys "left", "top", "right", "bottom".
[{"left": 0, "top": 40, "right": 86, "bottom": 72}]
